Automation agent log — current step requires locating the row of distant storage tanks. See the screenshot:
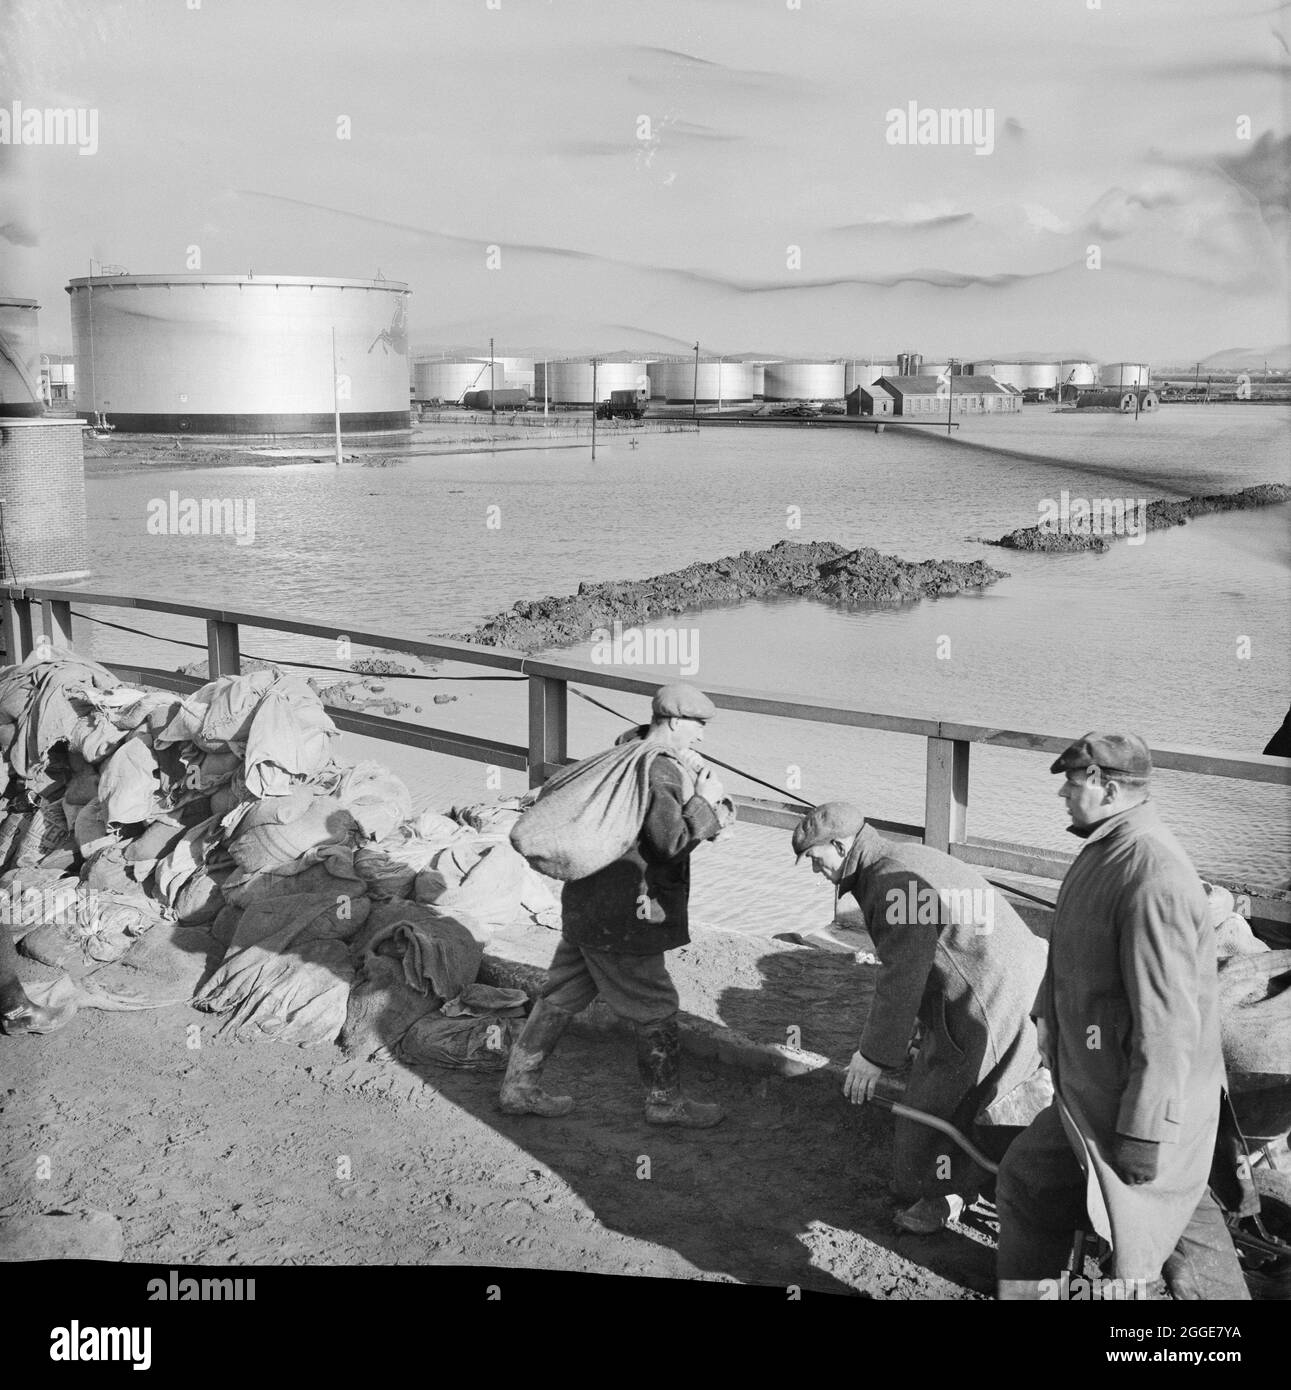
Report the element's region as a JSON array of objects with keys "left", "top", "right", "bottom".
[{"left": 412, "top": 358, "right": 1141, "bottom": 406}]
